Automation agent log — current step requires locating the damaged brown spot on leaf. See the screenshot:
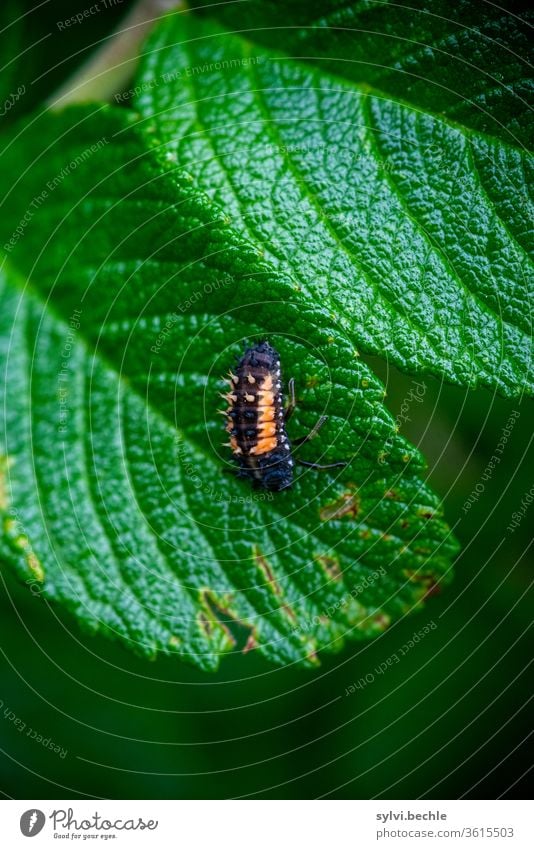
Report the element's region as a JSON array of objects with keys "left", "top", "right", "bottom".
[
  {"left": 307, "top": 648, "right": 320, "bottom": 666},
  {"left": 242, "top": 633, "right": 258, "bottom": 653},
  {"left": 253, "top": 546, "right": 282, "bottom": 595},
  {"left": 3, "top": 514, "right": 45, "bottom": 583},
  {"left": 252, "top": 549, "right": 297, "bottom": 622},
  {"left": 200, "top": 590, "right": 257, "bottom": 652},
  {"left": 418, "top": 508, "right": 436, "bottom": 520},
  {"left": 372, "top": 612, "right": 391, "bottom": 631},
  {"left": 25, "top": 551, "right": 45, "bottom": 582},
  {"left": 319, "top": 489, "right": 360, "bottom": 521},
  {"left": 199, "top": 611, "right": 213, "bottom": 637},
  {"left": 281, "top": 603, "right": 297, "bottom": 621},
  {"left": 315, "top": 553, "right": 342, "bottom": 580},
  {"left": 403, "top": 570, "right": 442, "bottom": 599}
]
